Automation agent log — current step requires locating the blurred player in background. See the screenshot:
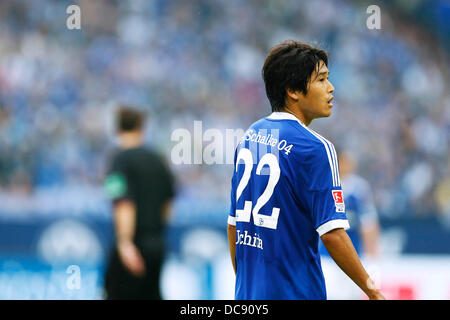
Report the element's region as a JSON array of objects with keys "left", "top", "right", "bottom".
[
  {"left": 227, "top": 40, "right": 385, "bottom": 300},
  {"left": 103, "top": 107, "right": 175, "bottom": 300},
  {"left": 319, "top": 150, "right": 381, "bottom": 299},
  {"left": 337, "top": 150, "right": 380, "bottom": 258}
]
